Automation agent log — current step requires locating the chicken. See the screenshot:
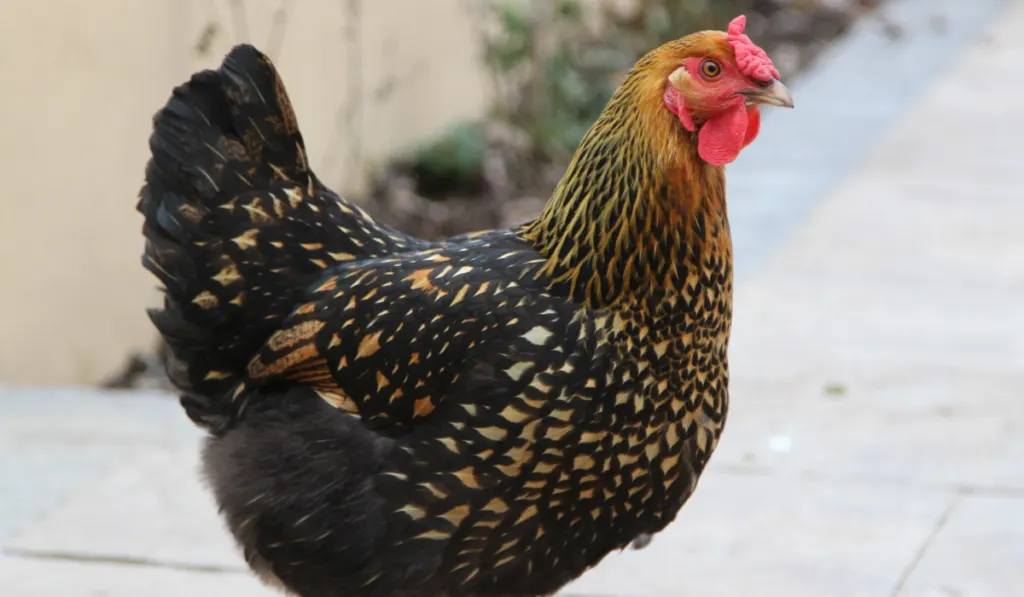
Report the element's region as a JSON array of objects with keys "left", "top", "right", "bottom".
[{"left": 139, "top": 15, "right": 791, "bottom": 597}]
